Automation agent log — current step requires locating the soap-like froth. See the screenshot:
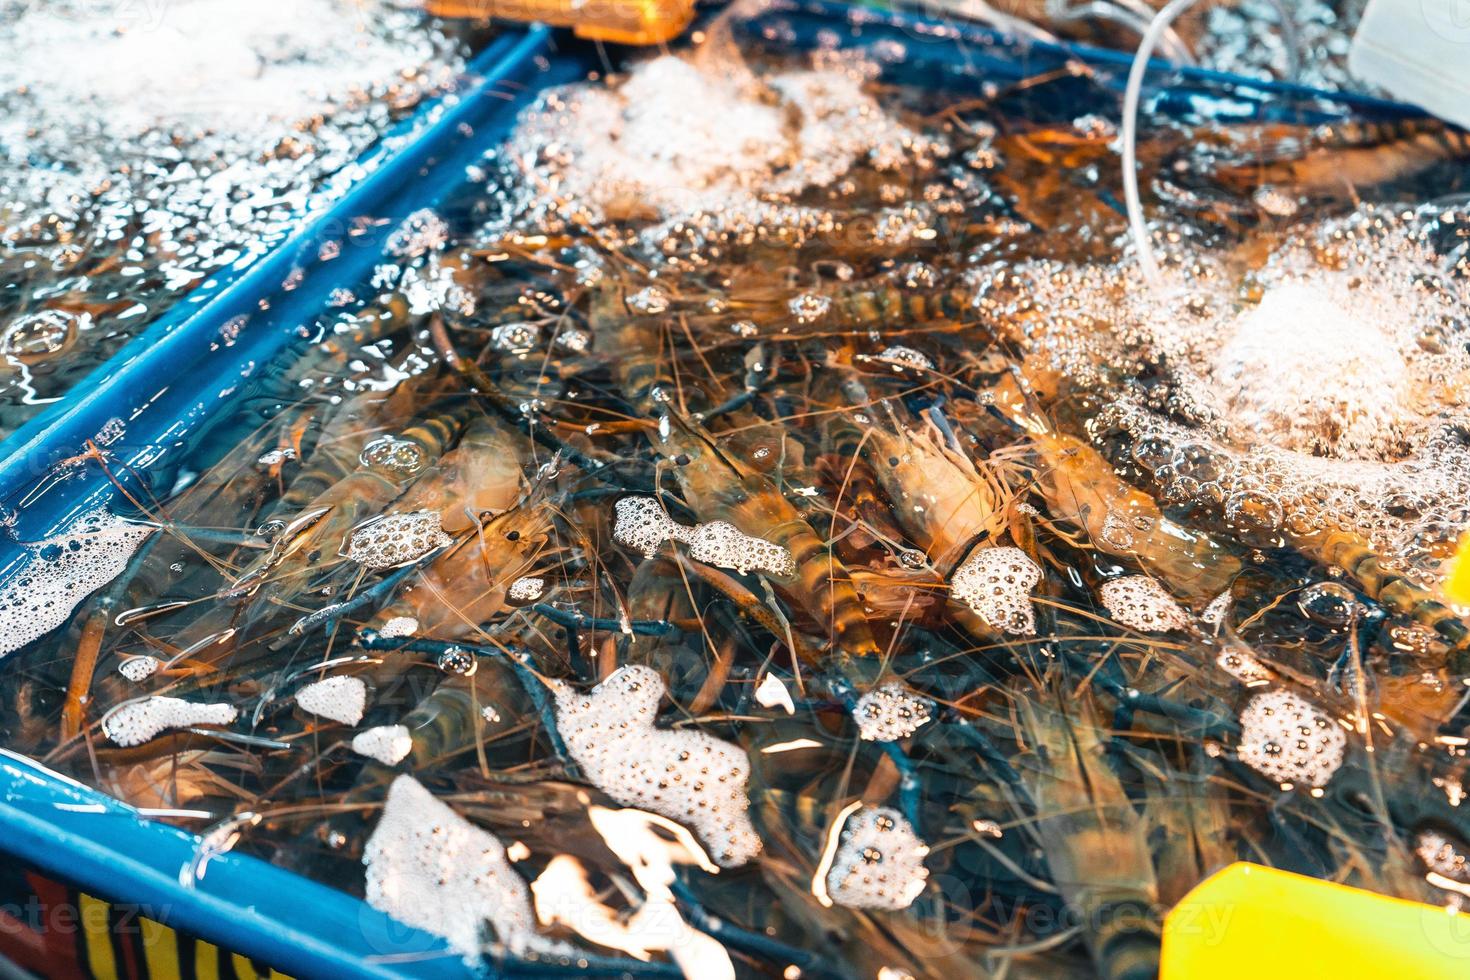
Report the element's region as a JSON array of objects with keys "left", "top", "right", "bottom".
[
  {"left": 344, "top": 511, "right": 451, "bottom": 569},
  {"left": 503, "top": 53, "right": 935, "bottom": 240},
  {"left": 552, "top": 665, "right": 761, "bottom": 867},
  {"left": 1004, "top": 206, "right": 1470, "bottom": 585},
  {"left": 103, "top": 697, "right": 237, "bottom": 747},
  {"left": 950, "top": 546, "right": 1041, "bottom": 635},
  {"left": 506, "top": 576, "right": 546, "bottom": 603},
  {"left": 1098, "top": 576, "right": 1192, "bottom": 633},
  {"left": 612, "top": 496, "right": 689, "bottom": 558},
  {"left": 378, "top": 616, "right": 419, "bottom": 638},
  {"left": 1237, "top": 690, "right": 1346, "bottom": 788},
  {"left": 686, "top": 521, "right": 796, "bottom": 577},
  {"left": 825, "top": 806, "right": 930, "bottom": 911},
  {"left": 352, "top": 724, "right": 413, "bottom": 766},
  {"left": 613, "top": 496, "right": 793, "bottom": 578},
  {"left": 0, "top": 508, "right": 152, "bottom": 656},
  {"left": 363, "top": 775, "right": 567, "bottom": 961},
  {"left": 117, "top": 656, "right": 160, "bottom": 682},
  {"left": 854, "top": 683, "right": 932, "bottom": 742},
  {"left": 296, "top": 676, "right": 368, "bottom": 725}
]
